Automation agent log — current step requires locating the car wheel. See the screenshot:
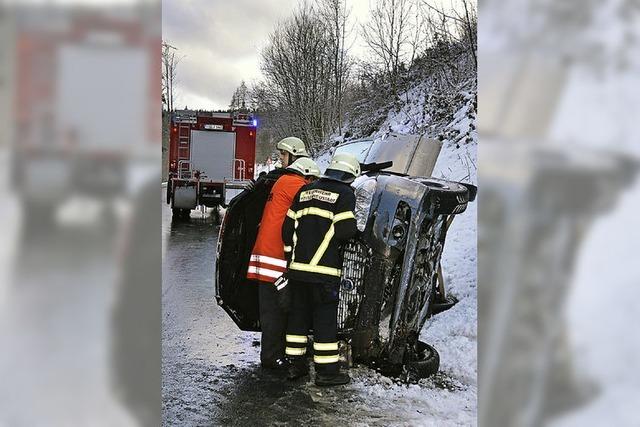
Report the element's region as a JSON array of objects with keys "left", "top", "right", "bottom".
[
  {"left": 415, "top": 177, "right": 469, "bottom": 215},
  {"left": 404, "top": 341, "right": 440, "bottom": 381}
]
